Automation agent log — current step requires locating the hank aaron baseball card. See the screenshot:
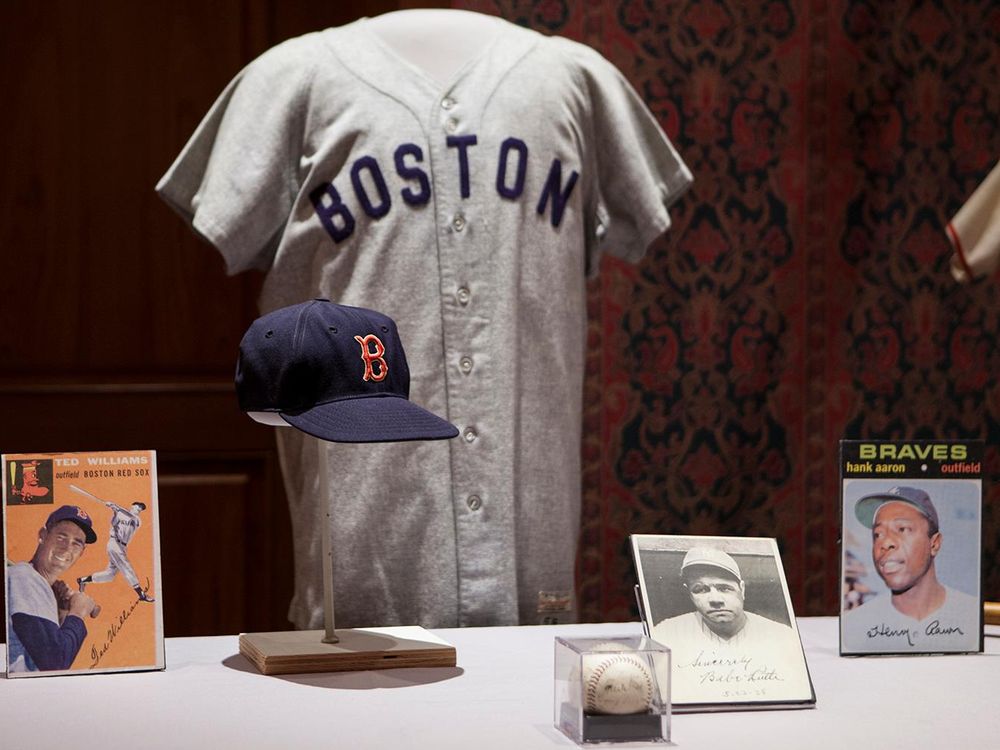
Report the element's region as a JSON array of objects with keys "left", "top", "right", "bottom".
[
  {"left": 3, "top": 450, "right": 165, "bottom": 677},
  {"left": 631, "top": 534, "right": 815, "bottom": 712},
  {"left": 839, "top": 440, "right": 984, "bottom": 656}
]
